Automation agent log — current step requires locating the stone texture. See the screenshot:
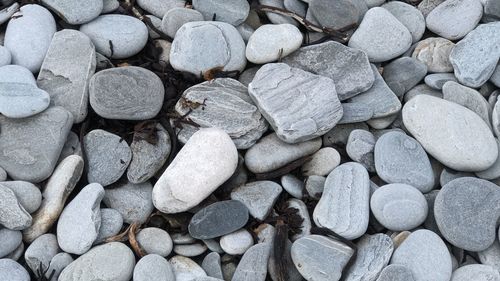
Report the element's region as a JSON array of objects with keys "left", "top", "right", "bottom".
[
  {"left": 220, "top": 229, "right": 253, "bottom": 255},
  {"left": 339, "top": 103, "right": 374, "bottom": 124},
  {"left": 246, "top": 24, "right": 302, "bottom": 64},
  {"left": 161, "top": 8, "right": 204, "bottom": 38},
  {"left": 136, "top": 227, "right": 173, "bottom": 257},
  {"left": 0, "top": 82, "right": 50, "bottom": 119},
  {"left": 193, "top": 0, "right": 249, "bottom": 25},
  {"left": 0, "top": 228, "right": 22, "bottom": 258},
  {"left": 313, "top": 162, "right": 370, "bottom": 239},
  {"left": 426, "top": 0, "right": 483, "bottom": 40},
  {"left": 305, "top": 175, "right": 326, "bottom": 199},
  {"left": 346, "top": 129, "right": 376, "bottom": 172},
  {"left": 280, "top": 174, "right": 304, "bottom": 199},
  {"left": 0, "top": 259, "right": 30, "bottom": 281},
  {"left": 103, "top": 181, "right": 154, "bottom": 224},
  {"left": 231, "top": 181, "right": 282, "bottom": 221},
  {"left": 37, "top": 29, "right": 96, "bottom": 123},
  {"left": 137, "top": 0, "right": 185, "bottom": 18},
  {"left": 24, "top": 233, "right": 59, "bottom": 275},
  {"left": 41, "top": 0, "right": 102, "bottom": 24},
  {"left": 282, "top": 41, "right": 374, "bottom": 100},
  {"left": 0, "top": 3, "right": 20, "bottom": 26},
  {"left": 424, "top": 73, "right": 457, "bottom": 90},
  {"left": 287, "top": 198, "right": 311, "bottom": 241},
  {"left": 57, "top": 131, "right": 82, "bottom": 165},
  {"left": 302, "top": 147, "right": 340, "bottom": 176},
  {"left": 476, "top": 139, "right": 500, "bottom": 180},
  {"left": 232, "top": 243, "right": 270, "bottom": 281},
  {"left": 170, "top": 256, "right": 207, "bottom": 281},
  {"left": 382, "top": 57, "right": 427, "bottom": 97},
  {"left": 478, "top": 239, "right": 500, "bottom": 271},
  {"left": 451, "top": 264, "right": 500, "bottom": 281},
  {"left": 412, "top": 37, "right": 454, "bottom": 73},
  {"left": 1, "top": 181, "right": 42, "bottom": 214},
  {"left": 249, "top": 63, "right": 342, "bottom": 143},
  {"left": 404, "top": 84, "right": 442, "bottom": 103},
  {"left": 376, "top": 264, "right": 416, "bottom": 281},
  {"left": 133, "top": 254, "right": 175, "bottom": 281},
  {"left": 309, "top": 0, "right": 362, "bottom": 30},
  {"left": 258, "top": 0, "right": 297, "bottom": 25},
  {"left": 95, "top": 208, "right": 123, "bottom": 243},
  {"left": 442, "top": 81, "right": 491, "bottom": 128},
  {"left": 202, "top": 252, "right": 224, "bottom": 279},
  {"left": 45, "top": 252, "right": 73, "bottom": 281},
  {"left": 382, "top": 1, "right": 425, "bottom": 43},
  {"left": 323, "top": 123, "right": 369, "bottom": 147}
]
